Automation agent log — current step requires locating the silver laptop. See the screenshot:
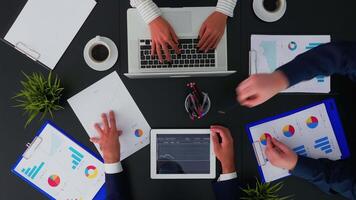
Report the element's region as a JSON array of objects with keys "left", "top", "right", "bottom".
[{"left": 125, "top": 7, "right": 236, "bottom": 79}]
